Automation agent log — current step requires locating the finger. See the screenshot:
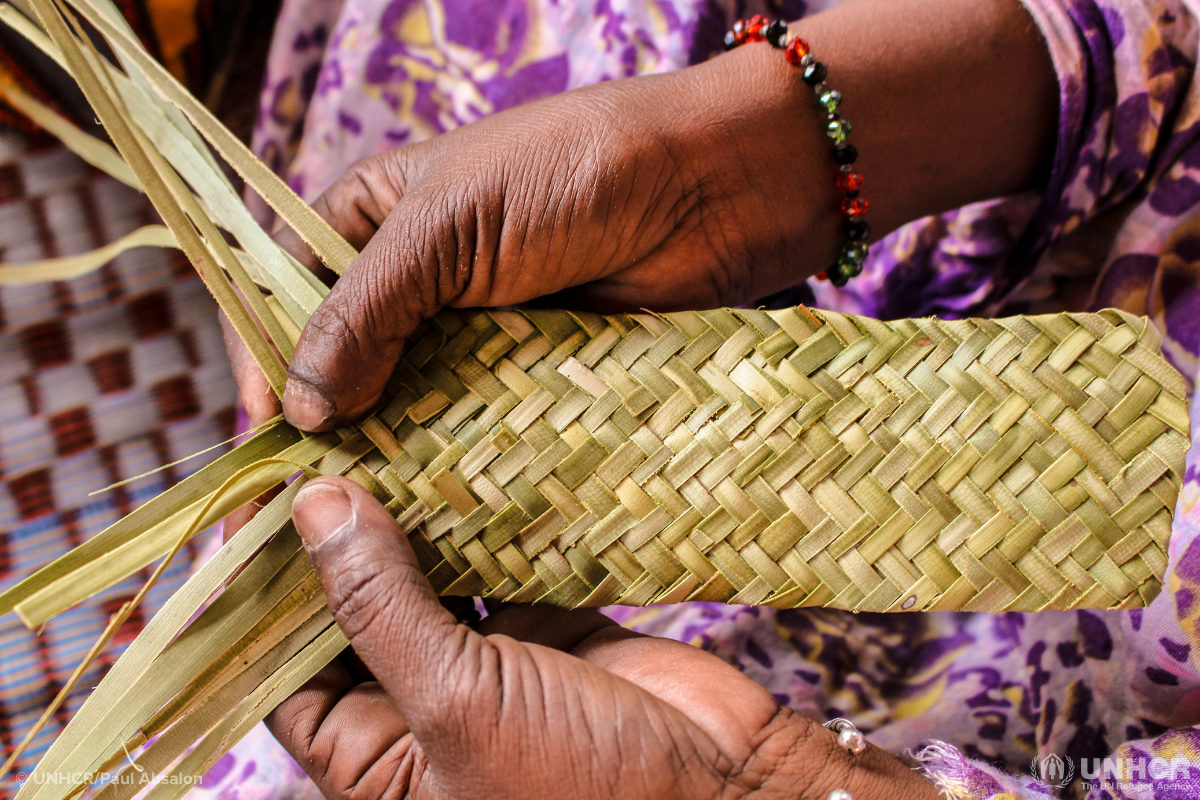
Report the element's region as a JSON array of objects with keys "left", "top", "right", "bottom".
[
  {"left": 220, "top": 306, "right": 284, "bottom": 544},
  {"left": 282, "top": 192, "right": 456, "bottom": 431},
  {"left": 272, "top": 153, "right": 412, "bottom": 277},
  {"left": 222, "top": 485, "right": 282, "bottom": 542},
  {"left": 570, "top": 626, "right": 781, "bottom": 757},
  {"left": 219, "top": 308, "right": 281, "bottom": 427},
  {"left": 290, "top": 475, "right": 485, "bottom": 737},
  {"left": 541, "top": 262, "right": 726, "bottom": 315},
  {"left": 265, "top": 659, "right": 416, "bottom": 798},
  {"left": 334, "top": 597, "right": 474, "bottom": 683}
]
